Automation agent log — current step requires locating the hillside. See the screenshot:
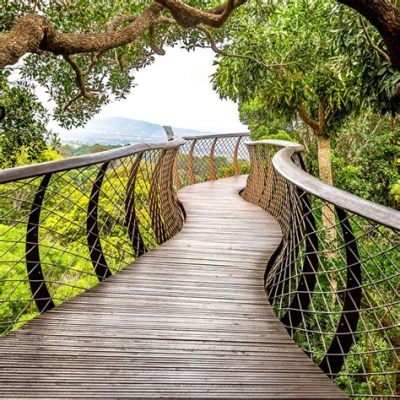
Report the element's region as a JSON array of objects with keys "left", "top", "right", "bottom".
[{"left": 57, "top": 117, "right": 218, "bottom": 145}]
